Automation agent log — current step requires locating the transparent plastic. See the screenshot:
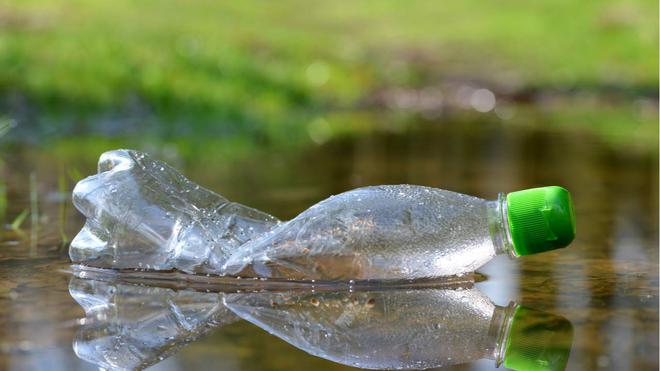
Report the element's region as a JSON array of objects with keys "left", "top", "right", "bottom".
[
  {"left": 223, "top": 185, "right": 514, "bottom": 280},
  {"left": 69, "top": 274, "right": 570, "bottom": 371},
  {"left": 69, "top": 276, "right": 236, "bottom": 370},
  {"left": 70, "top": 149, "right": 279, "bottom": 273},
  {"left": 71, "top": 151, "right": 517, "bottom": 280},
  {"left": 225, "top": 285, "right": 514, "bottom": 369}
]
